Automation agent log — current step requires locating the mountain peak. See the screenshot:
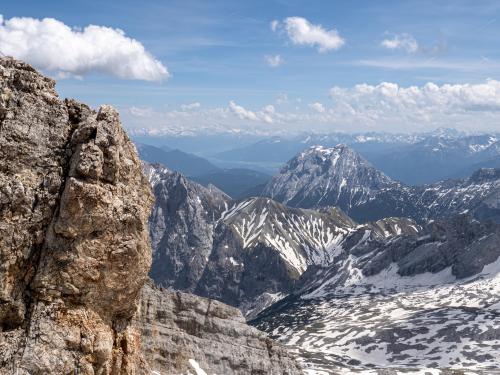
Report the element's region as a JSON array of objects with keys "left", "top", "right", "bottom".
[
  {"left": 264, "top": 145, "right": 395, "bottom": 212},
  {"left": 300, "top": 143, "right": 352, "bottom": 159}
]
